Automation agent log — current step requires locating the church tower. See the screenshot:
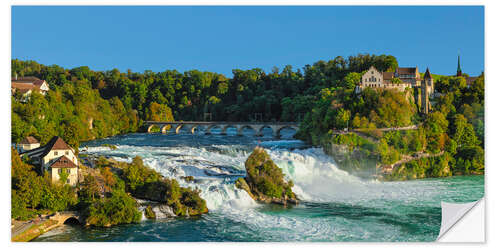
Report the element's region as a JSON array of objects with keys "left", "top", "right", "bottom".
[
  {"left": 456, "top": 54, "right": 462, "bottom": 77},
  {"left": 421, "top": 68, "right": 433, "bottom": 114}
]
